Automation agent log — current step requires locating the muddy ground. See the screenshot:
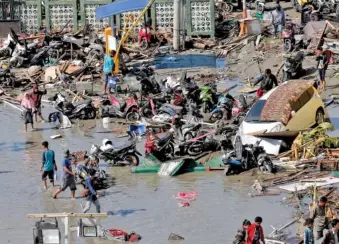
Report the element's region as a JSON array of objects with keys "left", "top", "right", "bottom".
[{"left": 1, "top": 1, "right": 338, "bottom": 243}]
